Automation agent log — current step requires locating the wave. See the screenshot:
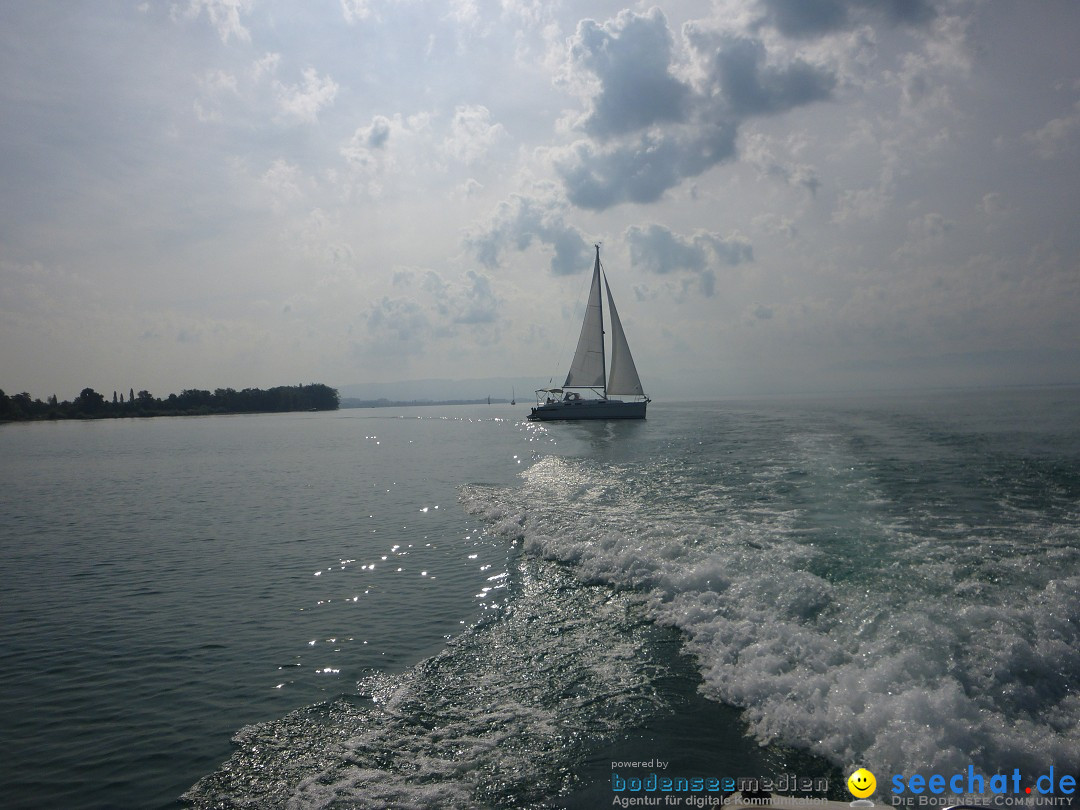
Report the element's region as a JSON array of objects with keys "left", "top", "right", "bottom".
[
  {"left": 183, "top": 556, "right": 667, "bottom": 808},
  {"left": 460, "top": 453, "right": 1080, "bottom": 777}
]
